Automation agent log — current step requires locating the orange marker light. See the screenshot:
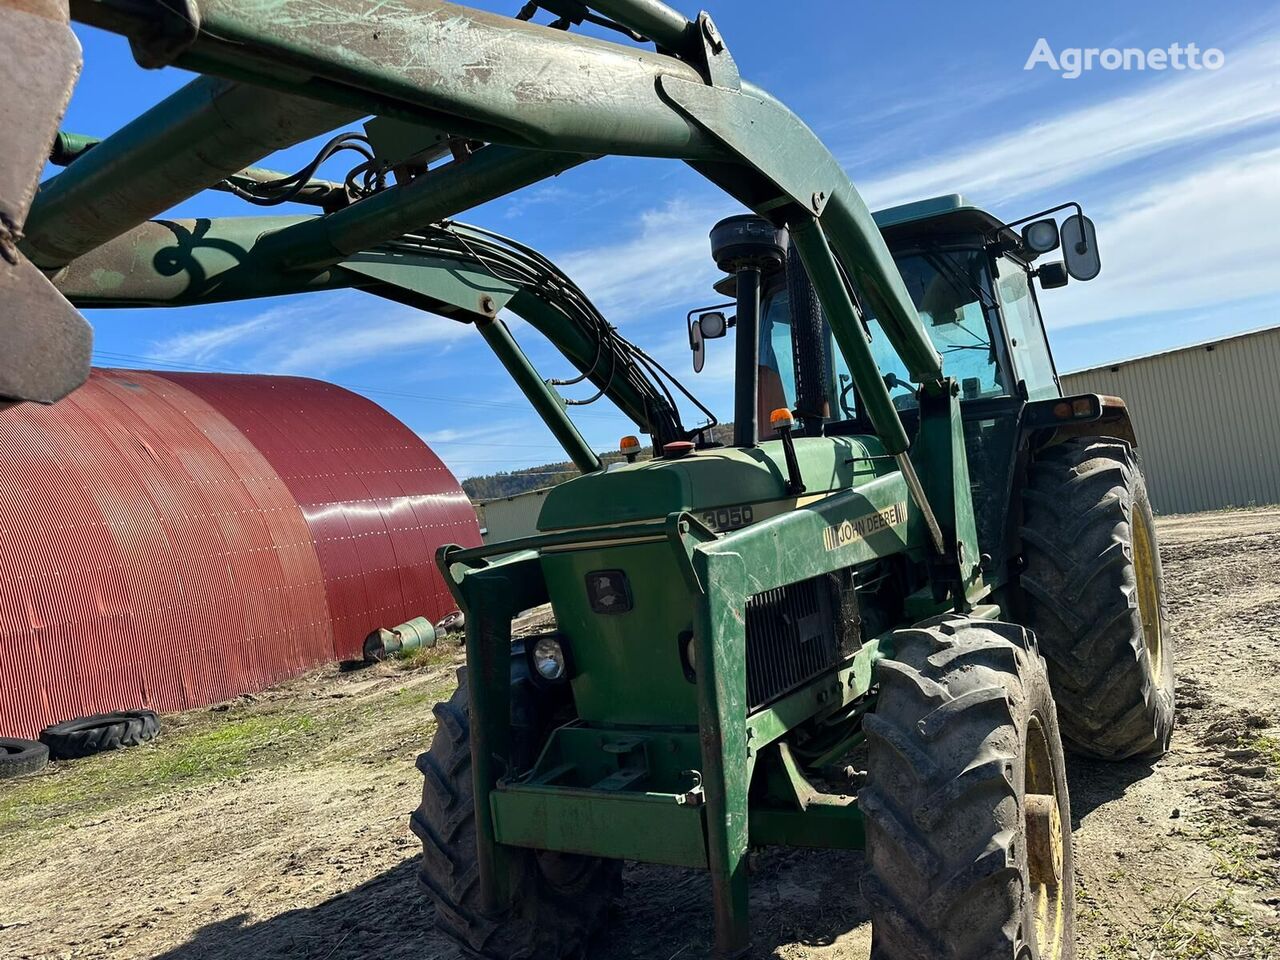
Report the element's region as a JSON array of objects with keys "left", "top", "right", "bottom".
[
  {"left": 619, "top": 435, "right": 641, "bottom": 463},
  {"left": 770, "top": 408, "right": 795, "bottom": 431}
]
